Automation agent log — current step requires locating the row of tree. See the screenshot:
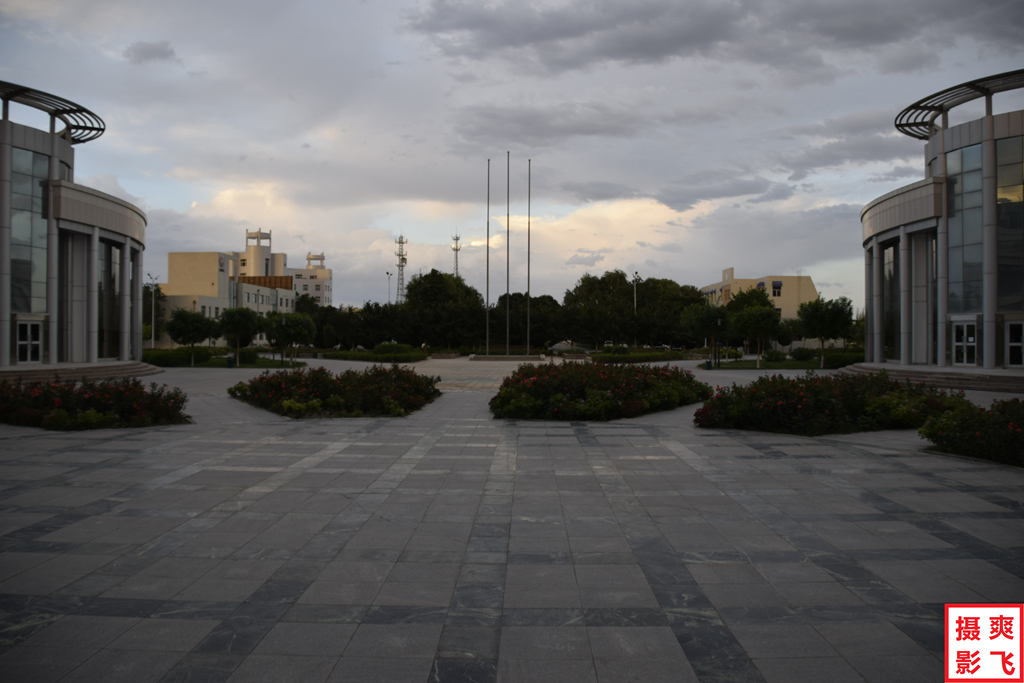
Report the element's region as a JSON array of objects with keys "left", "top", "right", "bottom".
[{"left": 160, "top": 268, "right": 859, "bottom": 360}]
